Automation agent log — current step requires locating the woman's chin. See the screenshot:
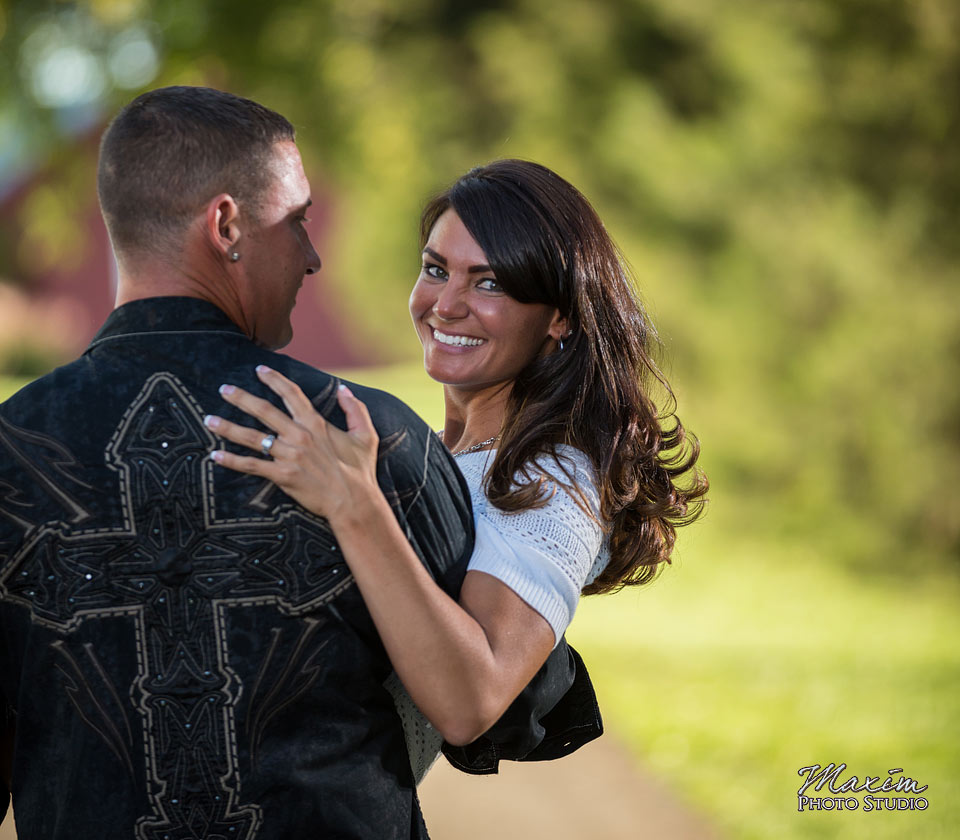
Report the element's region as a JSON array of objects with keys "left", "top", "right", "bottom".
[
  {"left": 423, "top": 360, "right": 475, "bottom": 388},
  {"left": 423, "top": 352, "right": 467, "bottom": 385},
  {"left": 423, "top": 365, "right": 463, "bottom": 386}
]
